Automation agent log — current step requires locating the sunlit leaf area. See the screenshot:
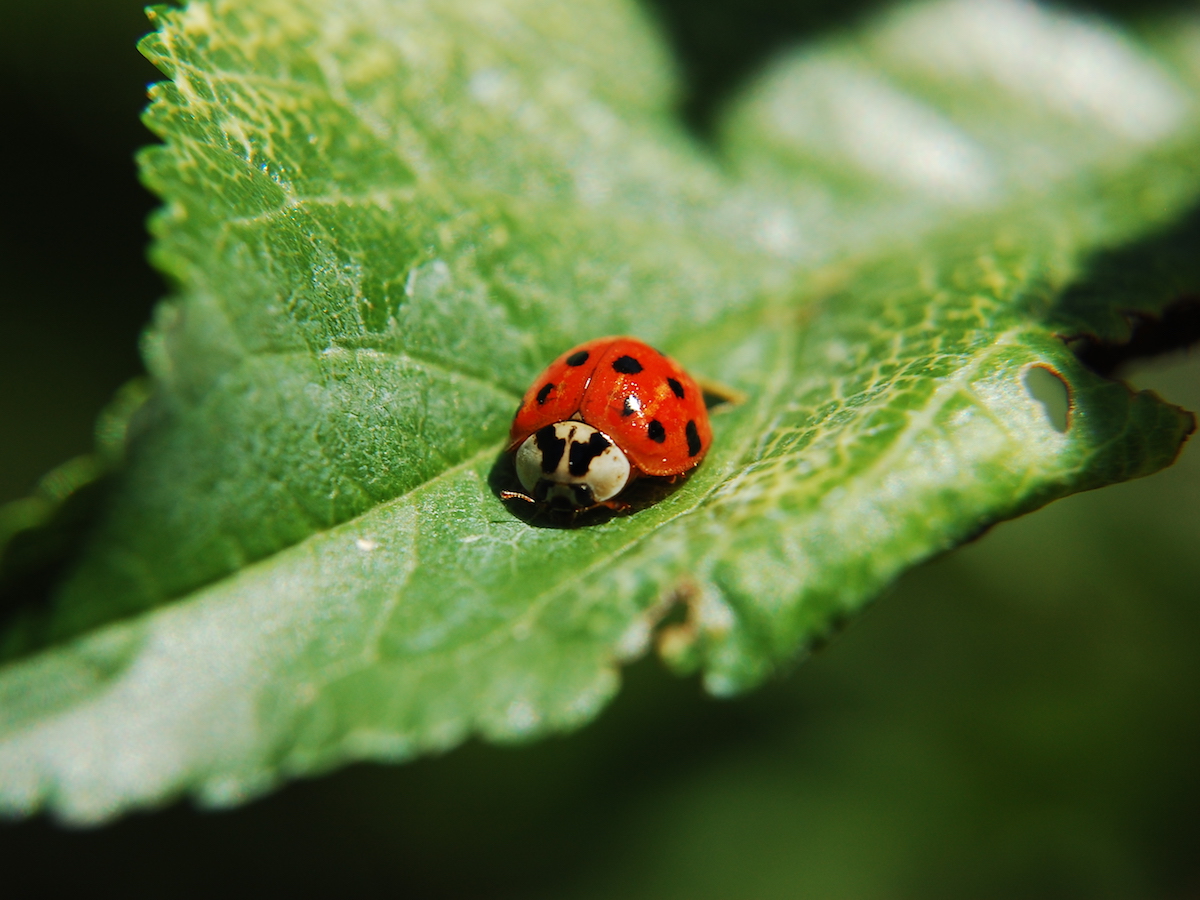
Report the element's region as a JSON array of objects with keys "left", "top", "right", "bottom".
[{"left": 1, "top": 0, "right": 1198, "bottom": 894}]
